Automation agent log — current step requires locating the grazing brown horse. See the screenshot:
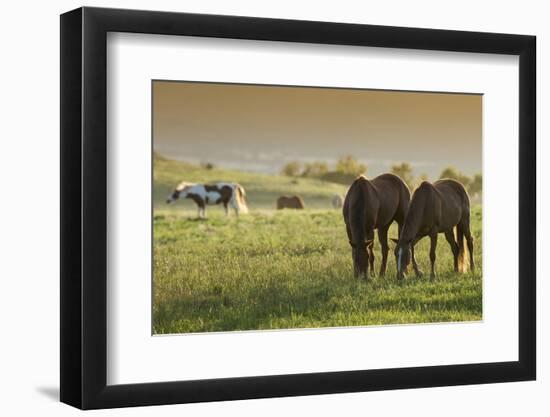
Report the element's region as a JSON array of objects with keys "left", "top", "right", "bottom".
[
  {"left": 343, "top": 174, "right": 411, "bottom": 278},
  {"left": 277, "top": 195, "right": 305, "bottom": 209},
  {"left": 393, "top": 179, "right": 474, "bottom": 280}
]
